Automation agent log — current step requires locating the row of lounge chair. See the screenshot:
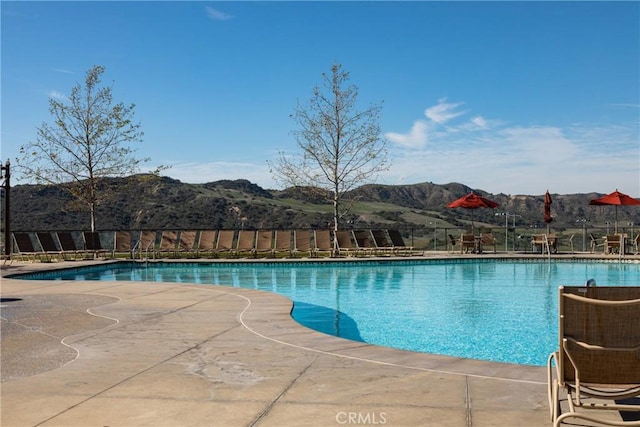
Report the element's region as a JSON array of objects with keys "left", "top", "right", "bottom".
[
  {"left": 10, "top": 229, "right": 416, "bottom": 261},
  {"left": 11, "top": 231, "right": 108, "bottom": 261}
]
